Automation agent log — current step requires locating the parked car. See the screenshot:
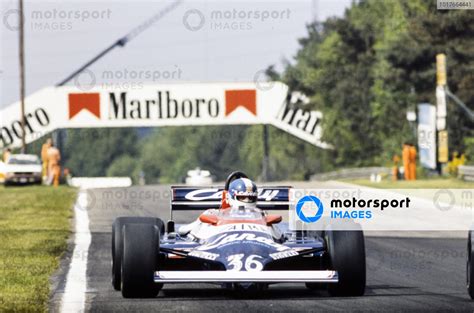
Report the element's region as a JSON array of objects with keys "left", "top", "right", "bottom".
[
  {"left": 0, "top": 161, "right": 5, "bottom": 184},
  {"left": 4, "top": 154, "right": 42, "bottom": 186},
  {"left": 185, "top": 167, "right": 213, "bottom": 186}
]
